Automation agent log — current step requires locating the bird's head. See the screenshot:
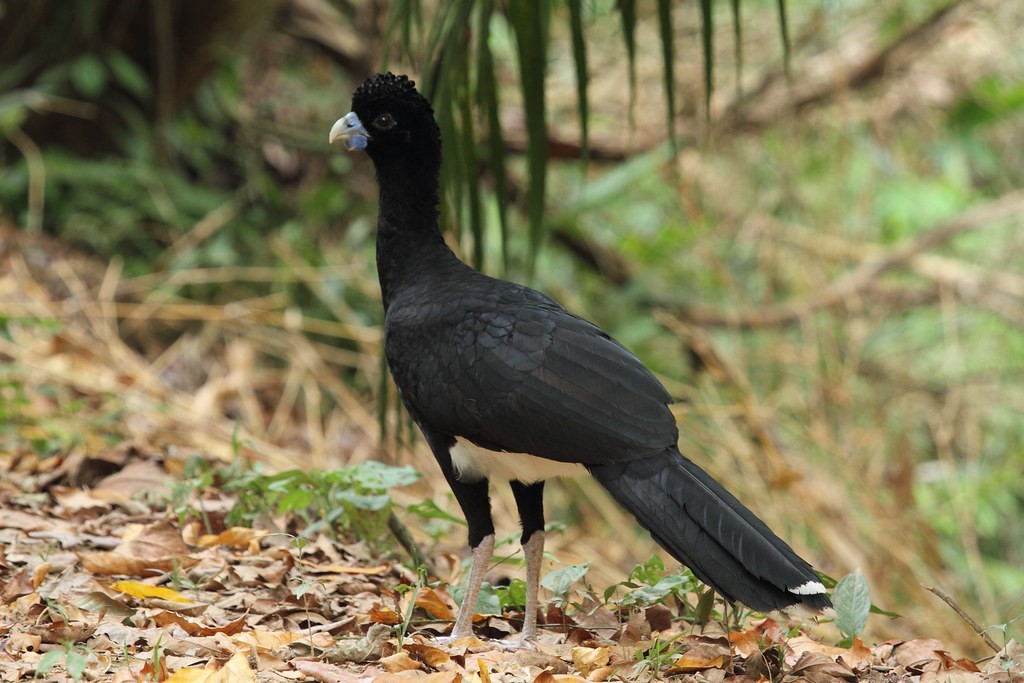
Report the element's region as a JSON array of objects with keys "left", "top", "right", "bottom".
[{"left": 329, "top": 73, "right": 440, "bottom": 168}]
